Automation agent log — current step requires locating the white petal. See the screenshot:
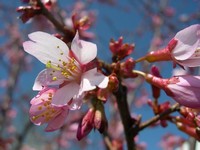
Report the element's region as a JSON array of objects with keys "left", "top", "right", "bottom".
[
  {"left": 52, "top": 82, "right": 80, "bottom": 106},
  {"left": 33, "top": 69, "right": 47, "bottom": 91},
  {"left": 33, "top": 69, "right": 65, "bottom": 91},
  {"left": 71, "top": 32, "right": 97, "bottom": 64},
  {"left": 28, "top": 31, "right": 69, "bottom": 57},
  {"left": 23, "top": 32, "right": 70, "bottom": 65},
  {"left": 80, "top": 68, "right": 108, "bottom": 92},
  {"left": 172, "top": 40, "right": 199, "bottom": 60},
  {"left": 175, "top": 24, "right": 200, "bottom": 45}
]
